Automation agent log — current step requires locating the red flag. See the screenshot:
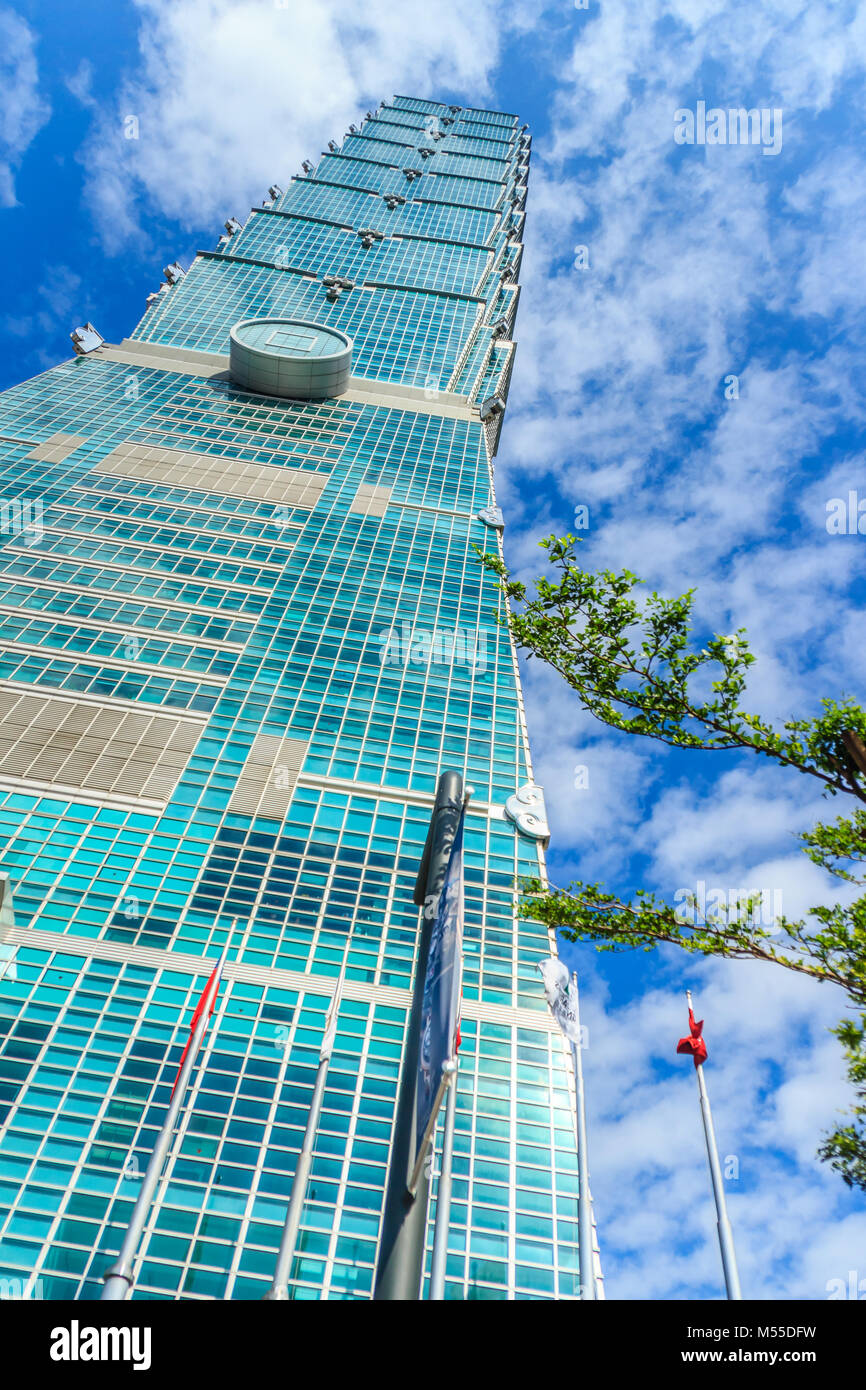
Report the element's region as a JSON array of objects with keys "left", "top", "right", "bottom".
[
  {"left": 677, "top": 1007, "right": 708, "bottom": 1068},
  {"left": 170, "top": 962, "right": 221, "bottom": 1097}
]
